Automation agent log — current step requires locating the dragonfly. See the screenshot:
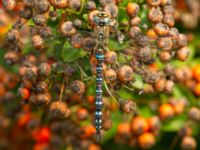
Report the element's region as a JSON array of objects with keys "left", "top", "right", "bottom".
[{"left": 16, "top": 9, "right": 158, "bottom": 140}]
